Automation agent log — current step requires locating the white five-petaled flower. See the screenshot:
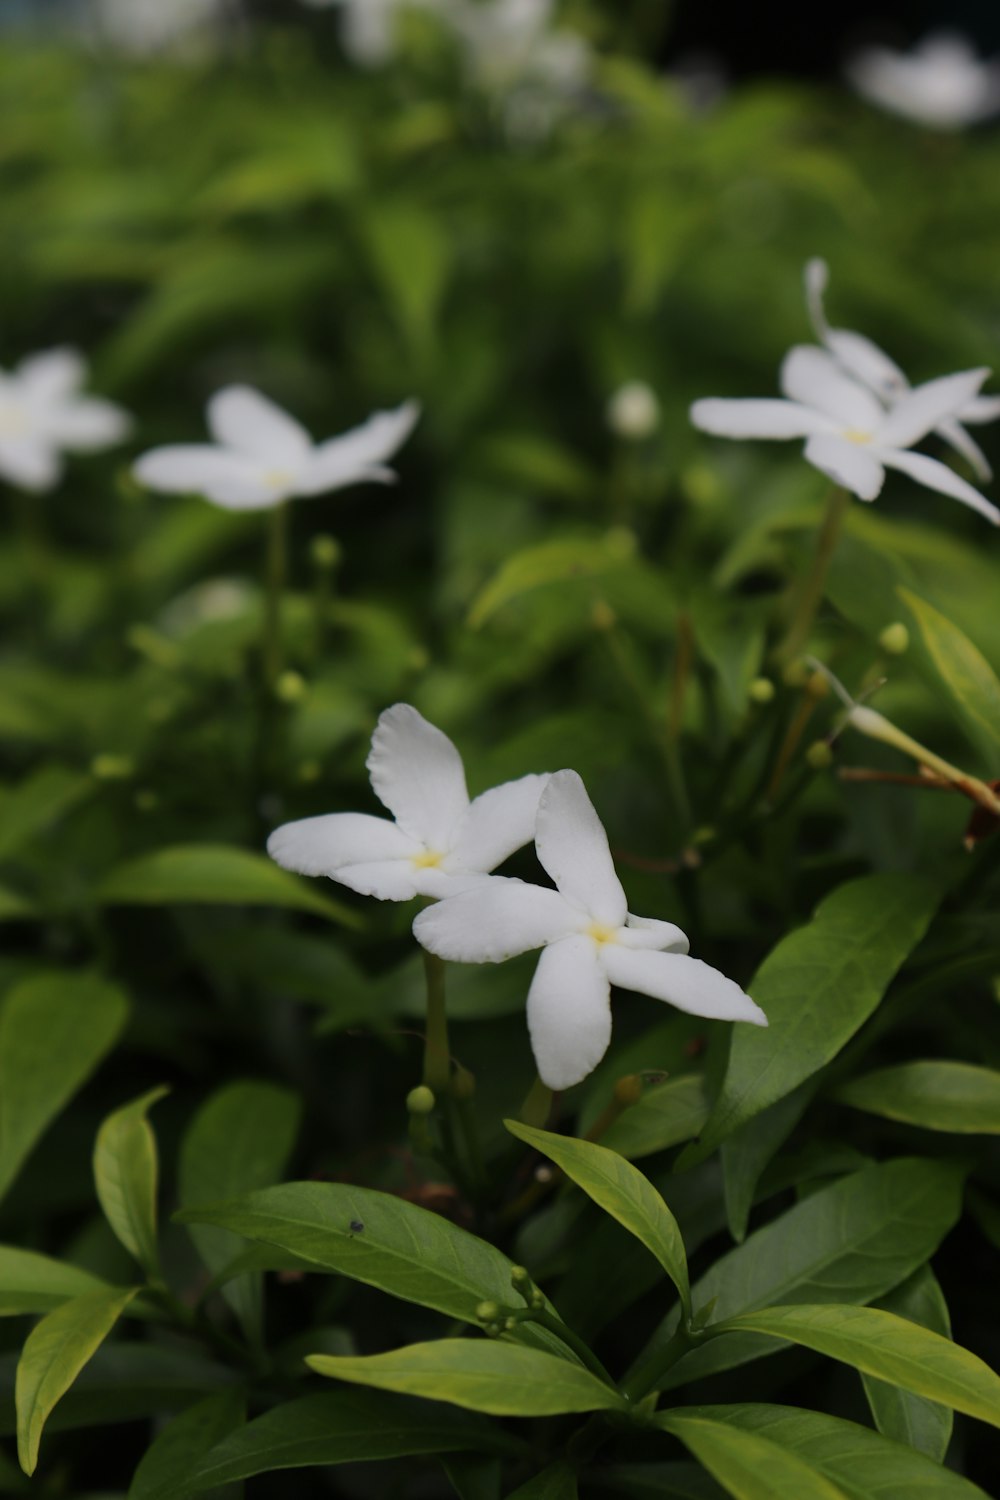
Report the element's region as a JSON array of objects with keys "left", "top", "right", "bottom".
[
  {"left": 806, "top": 259, "right": 1000, "bottom": 481},
  {"left": 300, "top": 0, "right": 456, "bottom": 68},
  {"left": 133, "top": 387, "right": 419, "bottom": 512},
  {"left": 691, "top": 347, "right": 1000, "bottom": 525},
  {"left": 414, "top": 770, "right": 766, "bottom": 1090},
  {"left": 0, "top": 348, "right": 130, "bottom": 493},
  {"left": 846, "top": 31, "right": 1000, "bottom": 131},
  {"left": 267, "top": 704, "right": 549, "bottom": 902}
]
